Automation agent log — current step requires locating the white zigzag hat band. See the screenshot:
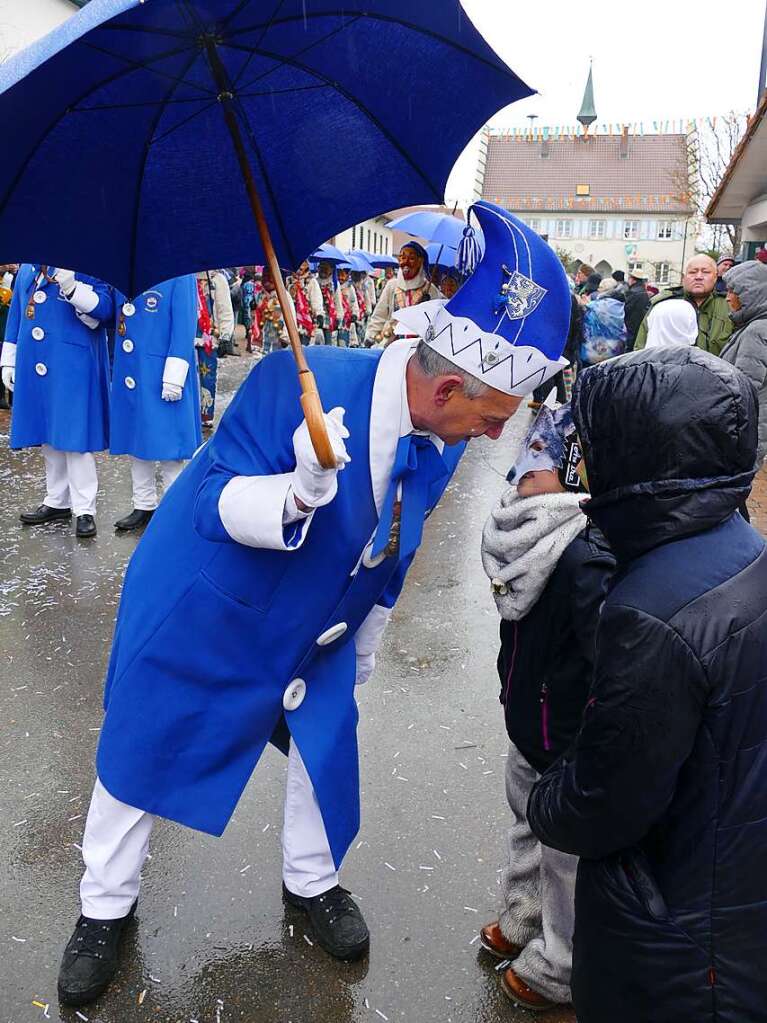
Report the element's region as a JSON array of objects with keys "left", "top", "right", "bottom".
[{"left": 393, "top": 300, "right": 568, "bottom": 397}]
